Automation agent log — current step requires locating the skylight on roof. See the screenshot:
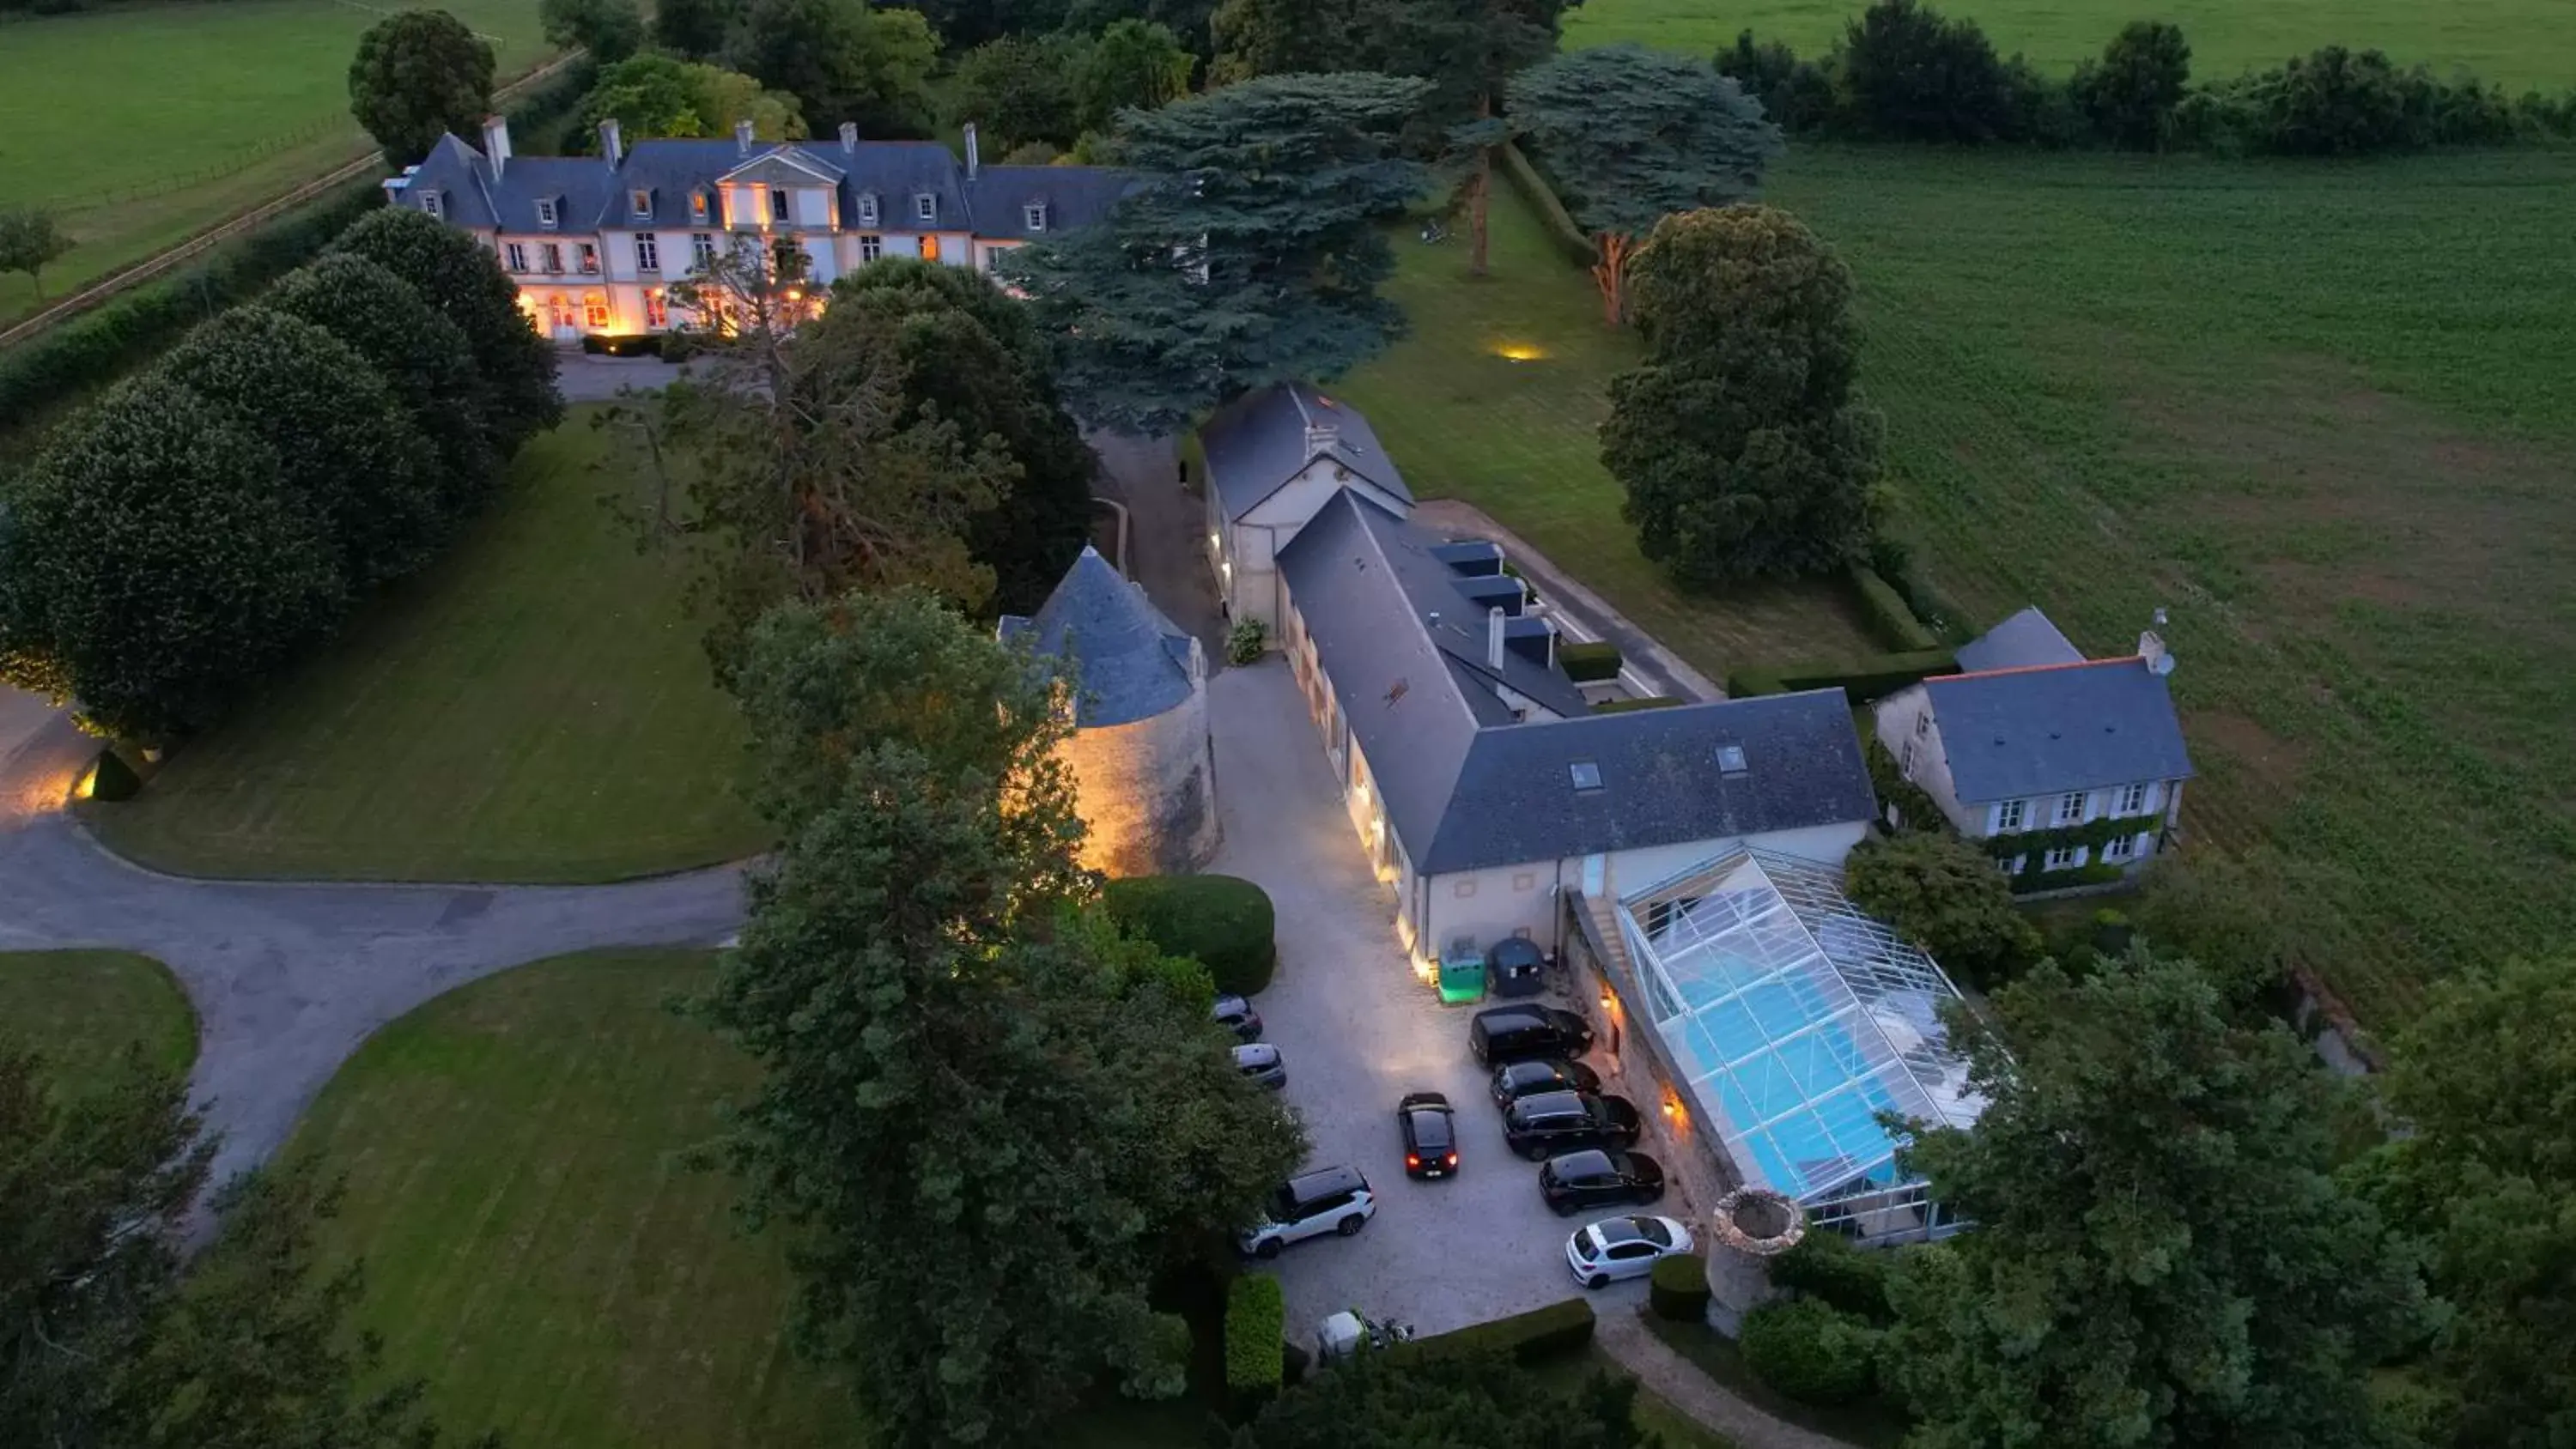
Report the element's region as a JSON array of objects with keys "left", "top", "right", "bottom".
[
  {"left": 1570, "top": 761, "right": 1603, "bottom": 792},
  {"left": 1717, "top": 744, "right": 1748, "bottom": 775}
]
